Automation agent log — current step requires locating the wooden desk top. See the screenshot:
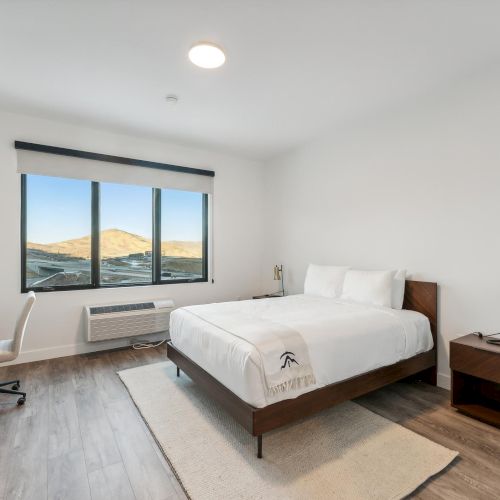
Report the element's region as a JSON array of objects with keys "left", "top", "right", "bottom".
[{"left": 451, "top": 333, "right": 500, "bottom": 354}]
